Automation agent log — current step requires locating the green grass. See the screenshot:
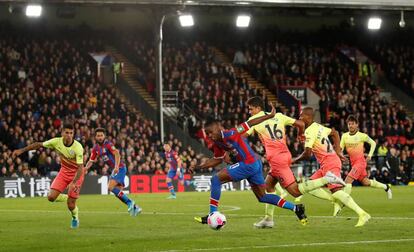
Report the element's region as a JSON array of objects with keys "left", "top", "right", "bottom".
[{"left": 0, "top": 187, "right": 414, "bottom": 252}]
